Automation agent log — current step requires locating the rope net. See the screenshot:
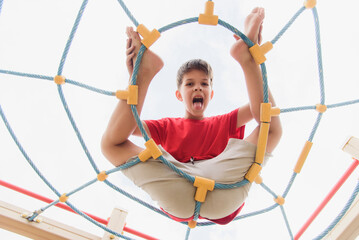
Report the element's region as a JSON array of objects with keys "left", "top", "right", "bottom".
[{"left": 0, "top": 0, "right": 358, "bottom": 239}]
